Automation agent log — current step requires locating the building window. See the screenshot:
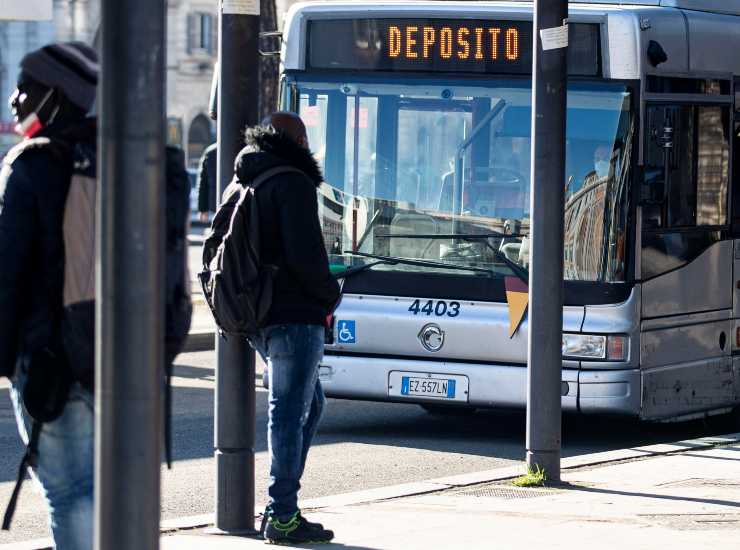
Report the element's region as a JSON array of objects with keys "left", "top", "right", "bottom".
[
  {"left": 188, "top": 114, "right": 214, "bottom": 168},
  {"left": 167, "top": 117, "right": 183, "bottom": 148},
  {"left": 188, "top": 12, "right": 216, "bottom": 56}
]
